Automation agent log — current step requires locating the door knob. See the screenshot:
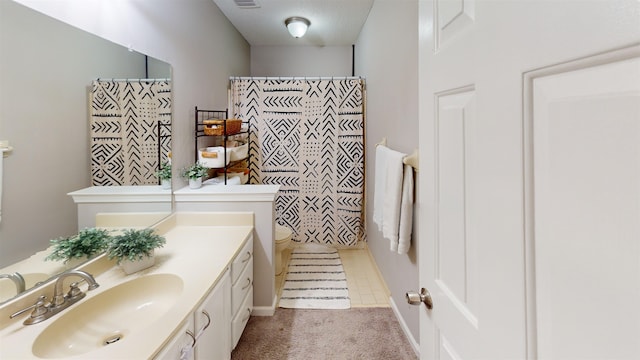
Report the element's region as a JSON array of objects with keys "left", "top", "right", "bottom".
[{"left": 406, "top": 288, "right": 433, "bottom": 309}]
